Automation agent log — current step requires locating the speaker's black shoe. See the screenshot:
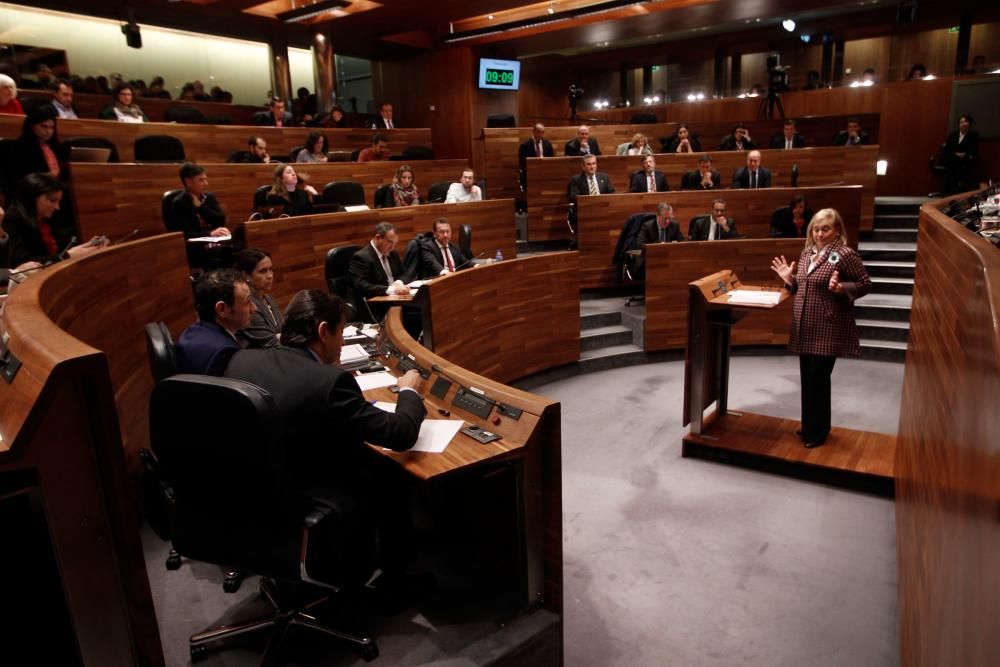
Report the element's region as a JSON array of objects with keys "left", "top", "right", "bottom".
[{"left": 803, "top": 440, "right": 825, "bottom": 449}]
